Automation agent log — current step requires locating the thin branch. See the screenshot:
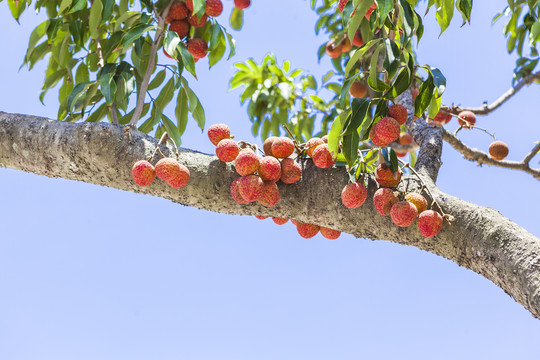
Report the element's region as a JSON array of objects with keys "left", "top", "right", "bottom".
[{"left": 523, "top": 142, "right": 540, "bottom": 165}]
